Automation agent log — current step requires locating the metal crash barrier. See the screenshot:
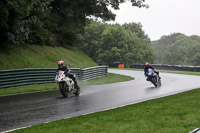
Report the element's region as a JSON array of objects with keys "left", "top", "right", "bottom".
[
  {"left": 0, "top": 66, "right": 107, "bottom": 88},
  {"left": 130, "top": 64, "right": 200, "bottom": 72},
  {"left": 81, "top": 66, "right": 108, "bottom": 81}
]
